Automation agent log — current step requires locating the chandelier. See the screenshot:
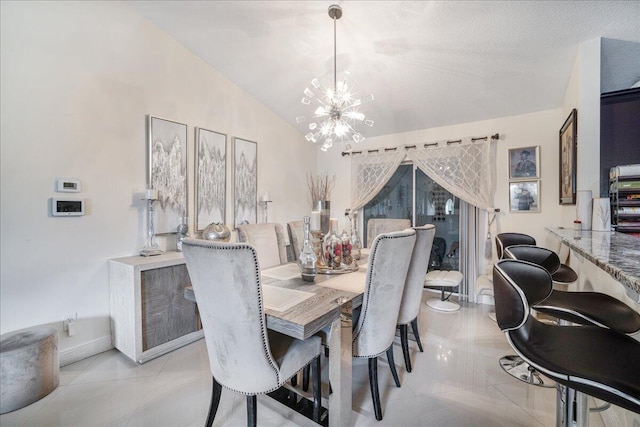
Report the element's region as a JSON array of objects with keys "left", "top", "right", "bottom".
[{"left": 296, "top": 4, "right": 374, "bottom": 152}]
